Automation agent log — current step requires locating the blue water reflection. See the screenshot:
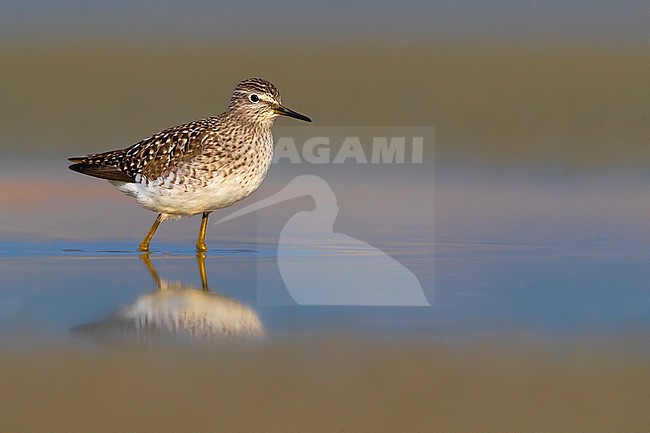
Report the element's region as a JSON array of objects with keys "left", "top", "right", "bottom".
[{"left": 1, "top": 234, "right": 649, "bottom": 348}]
